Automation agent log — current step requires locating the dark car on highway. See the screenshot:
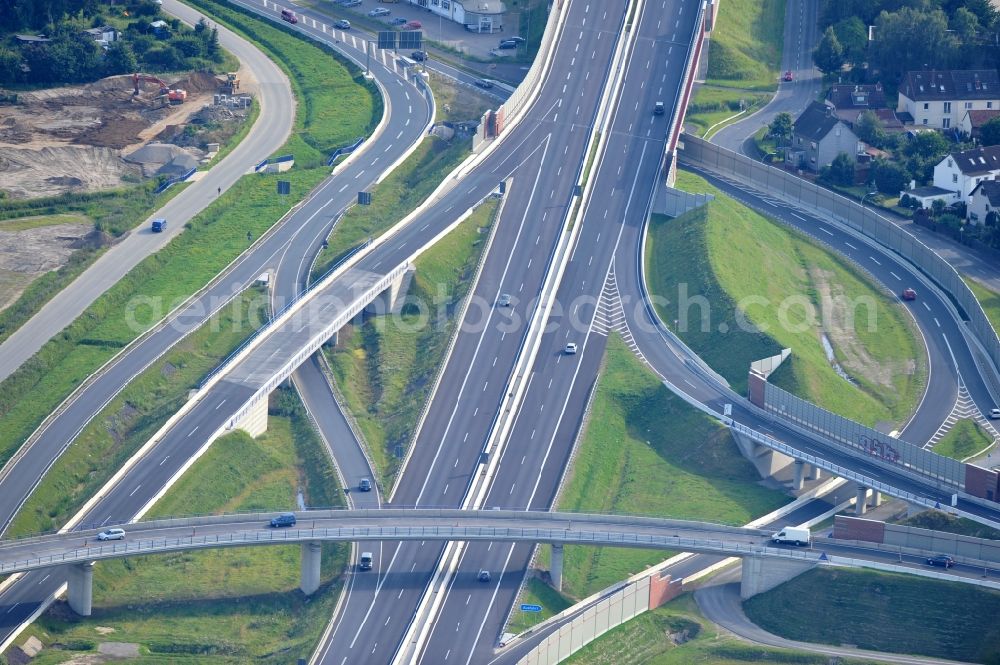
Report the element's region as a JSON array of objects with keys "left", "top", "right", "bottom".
[
  {"left": 411, "top": 50, "right": 427, "bottom": 61},
  {"left": 926, "top": 554, "right": 955, "bottom": 568},
  {"left": 269, "top": 512, "right": 297, "bottom": 528}
]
